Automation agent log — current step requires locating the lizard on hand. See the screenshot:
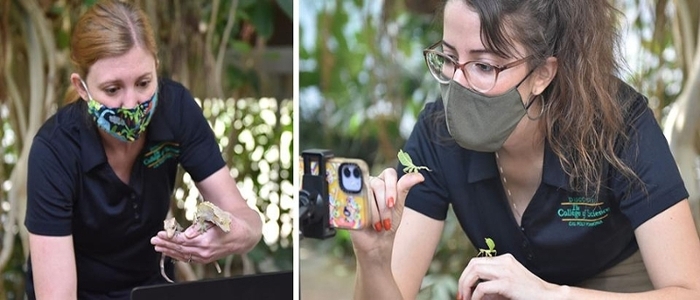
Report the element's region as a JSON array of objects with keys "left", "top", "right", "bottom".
[
  {"left": 160, "top": 200, "right": 232, "bottom": 283},
  {"left": 160, "top": 217, "right": 183, "bottom": 283}
]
